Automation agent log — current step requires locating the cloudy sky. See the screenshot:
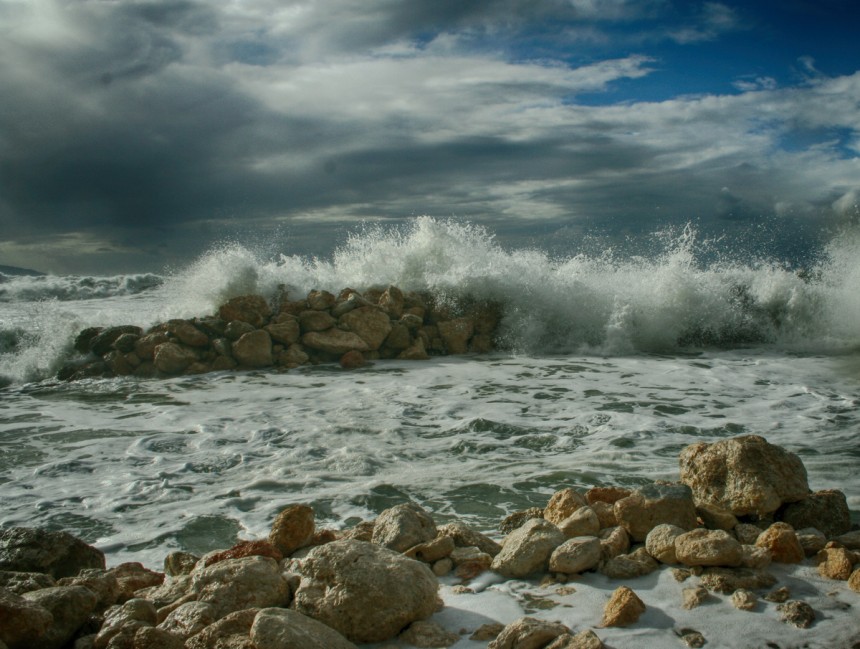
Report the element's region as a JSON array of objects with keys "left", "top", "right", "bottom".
[{"left": 1, "top": 0, "right": 858, "bottom": 274}]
